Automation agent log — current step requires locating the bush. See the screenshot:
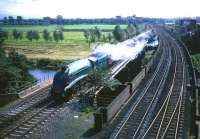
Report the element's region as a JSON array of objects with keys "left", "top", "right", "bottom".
[
  {"left": 0, "top": 48, "right": 35, "bottom": 94},
  {"left": 30, "top": 58, "right": 73, "bottom": 70}
]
